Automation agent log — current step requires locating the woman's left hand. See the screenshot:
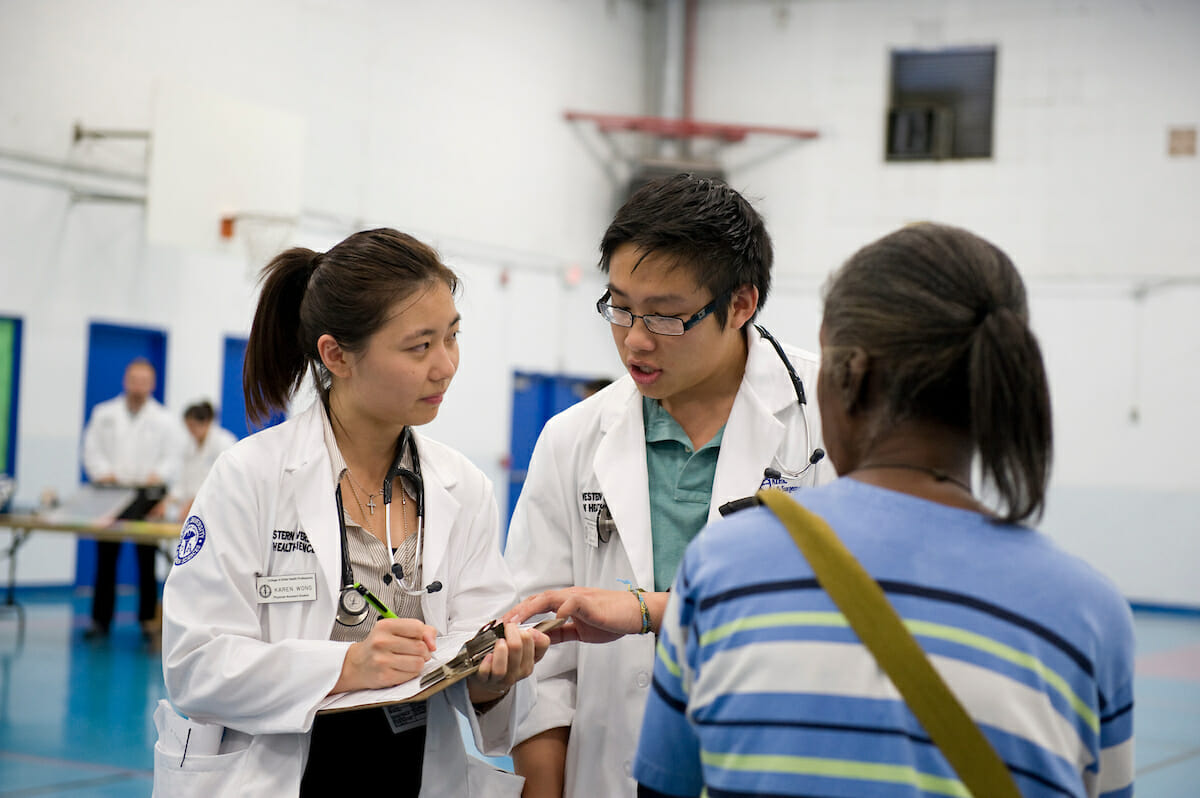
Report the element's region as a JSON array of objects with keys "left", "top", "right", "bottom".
[{"left": 466, "top": 622, "right": 550, "bottom": 707}]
